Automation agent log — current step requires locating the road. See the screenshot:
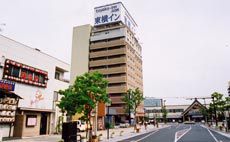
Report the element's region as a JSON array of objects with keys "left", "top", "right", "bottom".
[{"left": 121, "top": 124, "right": 230, "bottom": 142}]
